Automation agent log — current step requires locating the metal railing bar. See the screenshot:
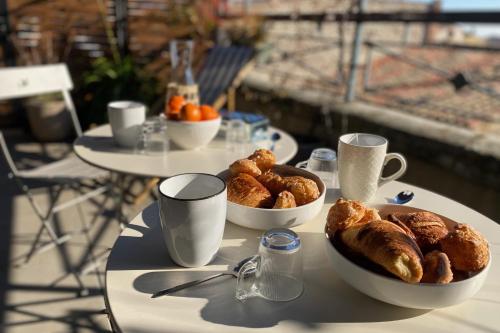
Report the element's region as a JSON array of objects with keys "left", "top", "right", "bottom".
[
  {"left": 221, "top": 11, "right": 500, "bottom": 24},
  {"left": 367, "top": 41, "right": 451, "bottom": 77},
  {"left": 365, "top": 40, "right": 500, "bottom": 53}
]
